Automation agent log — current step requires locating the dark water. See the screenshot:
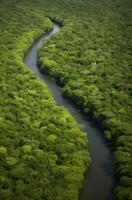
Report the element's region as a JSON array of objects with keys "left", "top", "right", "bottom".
[{"left": 24, "top": 22, "right": 116, "bottom": 200}]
